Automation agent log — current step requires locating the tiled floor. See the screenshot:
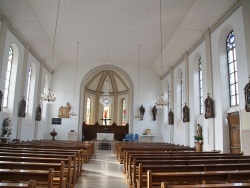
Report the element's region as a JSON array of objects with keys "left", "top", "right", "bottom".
[{"left": 75, "top": 146, "right": 128, "bottom": 188}]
